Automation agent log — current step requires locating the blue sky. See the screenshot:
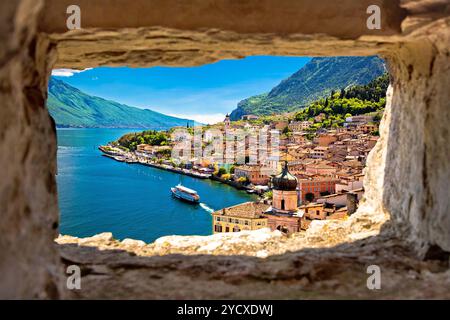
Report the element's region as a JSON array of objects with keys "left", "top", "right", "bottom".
[{"left": 52, "top": 56, "right": 311, "bottom": 124}]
